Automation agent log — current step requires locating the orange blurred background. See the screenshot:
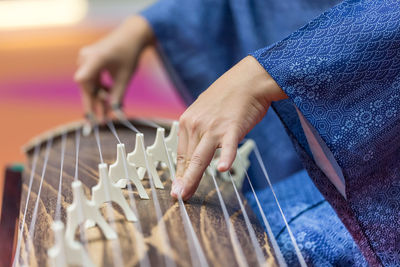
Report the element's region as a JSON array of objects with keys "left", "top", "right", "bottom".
[{"left": 0, "top": 0, "right": 186, "bottom": 176}]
